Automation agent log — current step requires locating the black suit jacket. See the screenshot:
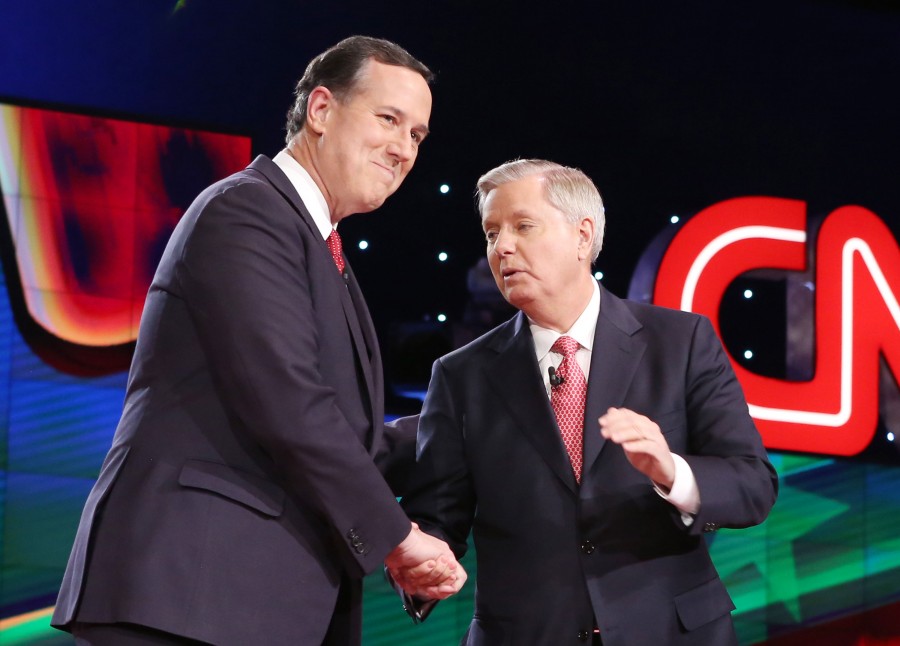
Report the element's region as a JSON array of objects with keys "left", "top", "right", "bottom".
[
  {"left": 51, "top": 155, "right": 413, "bottom": 645},
  {"left": 401, "top": 284, "right": 778, "bottom": 646}
]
